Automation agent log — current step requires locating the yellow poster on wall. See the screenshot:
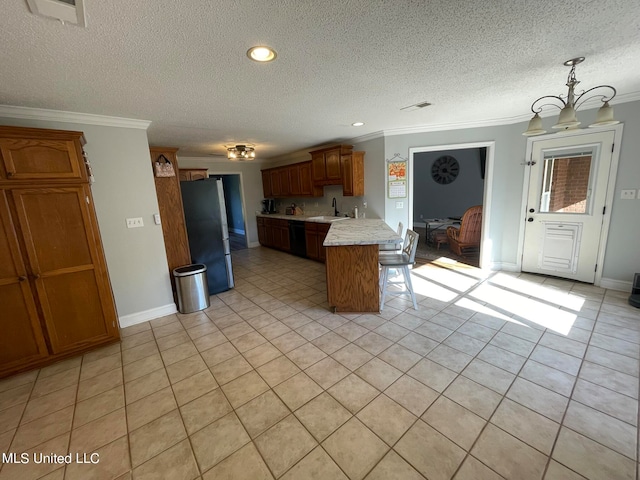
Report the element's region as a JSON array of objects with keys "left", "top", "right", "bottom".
[{"left": 387, "top": 154, "right": 407, "bottom": 198}]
